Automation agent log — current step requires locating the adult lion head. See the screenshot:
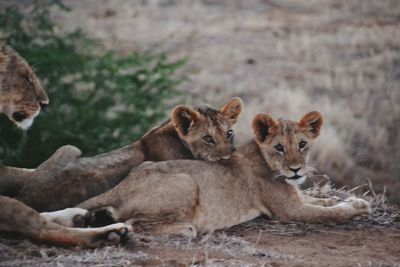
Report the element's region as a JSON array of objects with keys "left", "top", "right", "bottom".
[{"left": 0, "top": 45, "right": 49, "bottom": 129}]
